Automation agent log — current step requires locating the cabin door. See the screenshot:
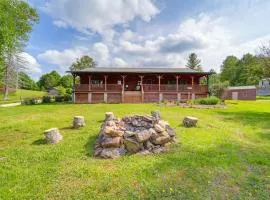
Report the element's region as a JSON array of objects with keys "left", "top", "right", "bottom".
[{"left": 232, "top": 92, "right": 238, "bottom": 100}]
